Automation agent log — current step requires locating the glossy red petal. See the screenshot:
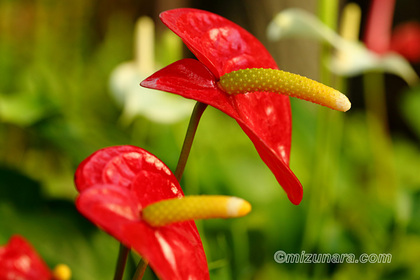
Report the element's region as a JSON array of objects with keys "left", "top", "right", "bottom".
[
  {"left": 141, "top": 59, "right": 303, "bottom": 204},
  {"left": 76, "top": 184, "right": 140, "bottom": 237},
  {"left": 160, "top": 8, "right": 277, "bottom": 78},
  {"left": 0, "top": 235, "right": 52, "bottom": 280},
  {"left": 75, "top": 145, "right": 176, "bottom": 194},
  {"left": 75, "top": 146, "right": 209, "bottom": 280},
  {"left": 123, "top": 221, "right": 208, "bottom": 280},
  {"left": 233, "top": 93, "right": 303, "bottom": 204},
  {"left": 75, "top": 145, "right": 141, "bottom": 191},
  {"left": 141, "top": 59, "right": 232, "bottom": 112},
  {"left": 76, "top": 185, "right": 208, "bottom": 280},
  {"left": 75, "top": 146, "right": 183, "bottom": 205}
]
